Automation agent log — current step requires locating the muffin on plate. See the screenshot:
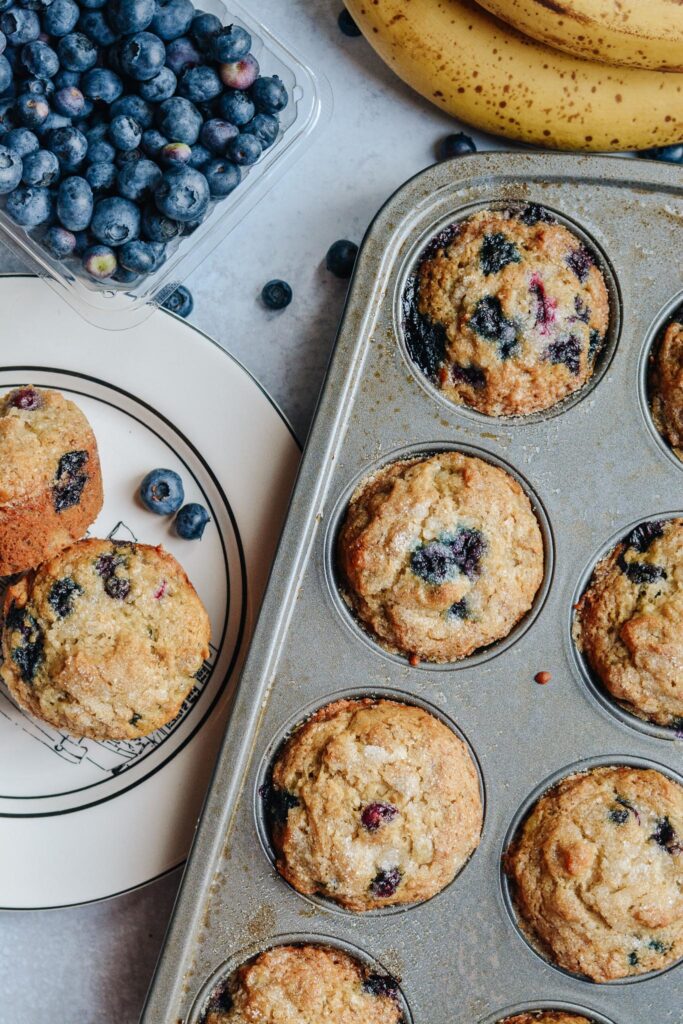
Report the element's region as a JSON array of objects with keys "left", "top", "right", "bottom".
[
  {"left": 337, "top": 451, "right": 544, "bottom": 663},
  {"left": 1, "top": 538, "right": 210, "bottom": 740},
  {"left": 650, "top": 317, "right": 683, "bottom": 460},
  {"left": 0, "top": 386, "right": 104, "bottom": 576},
  {"left": 202, "top": 944, "right": 403, "bottom": 1024},
  {"left": 404, "top": 205, "right": 609, "bottom": 417},
  {"left": 505, "top": 765, "right": 683, "bottom": 982},
  {"left": 574, "top": 517, "right": 683, "bottom": 727},
  {"left": 266, "top": 697, "right": 483, "bottom": 911},
  {"left": 498, "top": 1015, "right": 591, "bottom": 1024}
]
